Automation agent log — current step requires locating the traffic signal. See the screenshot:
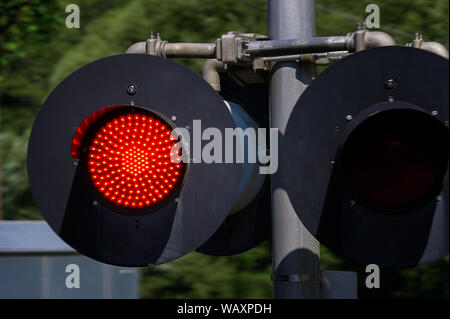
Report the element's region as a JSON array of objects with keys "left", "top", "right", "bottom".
[
  {"left": 27, "top": 54, "right": 269, "bottom": 266},
  {"left": 282, "top": 46, "right": 449, "bottom": 268},
  {"left": 27, "top": 44, "right": 448, "bottom": 270}
]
